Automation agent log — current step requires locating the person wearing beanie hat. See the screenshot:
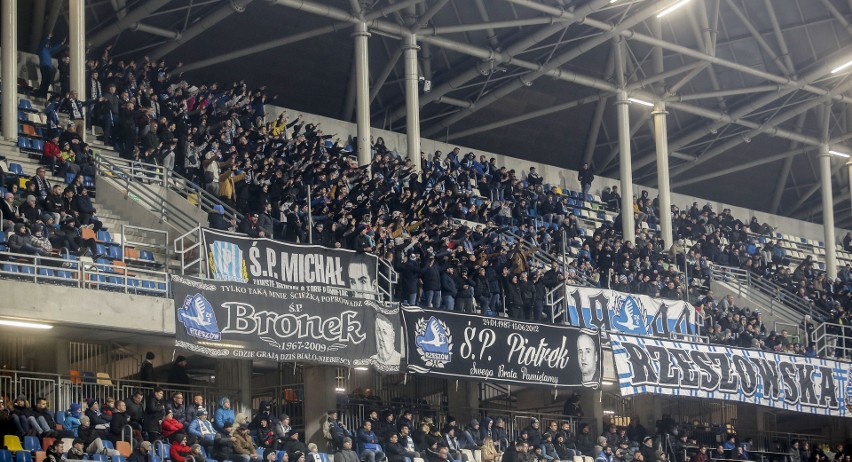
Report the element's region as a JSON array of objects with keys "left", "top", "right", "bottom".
[
  {"left": 233, "top": 422, "right": 259, "bottom": 462},
  {"left": 356, "top": 419, "right": 386, "bottom": 462},
  {"left": 275, "top": 413, "right": 293, "bottom": 448},
  {"left": 523, "top": 418, "right": 542, "bottom": 449},
  {"left": 460, "top": 420, "right": 482, "bottom": 450},
  {"left": 162, "top": 408, "right": 185, "bottom": 439},
  {"left": 209, "top": 203, "right": 234, "bottom": 231},
  {"left": 77, "top": 413, "right": 120, "bottom": 457},
  {"left": 170, "top": 433, "right": 192, "bottom": 462},
  {"left": 190, "top": 443, "right": 207, "bottom": 462},
  {"left": 167, "top": 355, "right": 190, "bottom": 398},
  {"left": 189, "top": 407, "right": 216, "bottom": 450},
  {"left": 139, "top": 352, "right": 155, "bottom": 383},
  {"left": 64, "top": 403, "right": 84, "bottom": 436},
  {"left": 66, "top": 438, "right": 87, "bottom": 460},
  {"left": 333, "top": 437, "right": 358, "bottom": 462},
  {"left": 85, "top": 398, "right": 110, "bottom": 428}
]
